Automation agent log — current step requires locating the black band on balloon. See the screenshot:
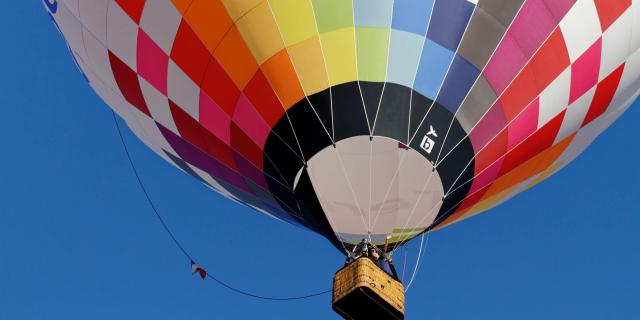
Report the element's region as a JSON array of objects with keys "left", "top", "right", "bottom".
[{"left": 263, "top": 82, "right": 476, "bottom": 242}]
